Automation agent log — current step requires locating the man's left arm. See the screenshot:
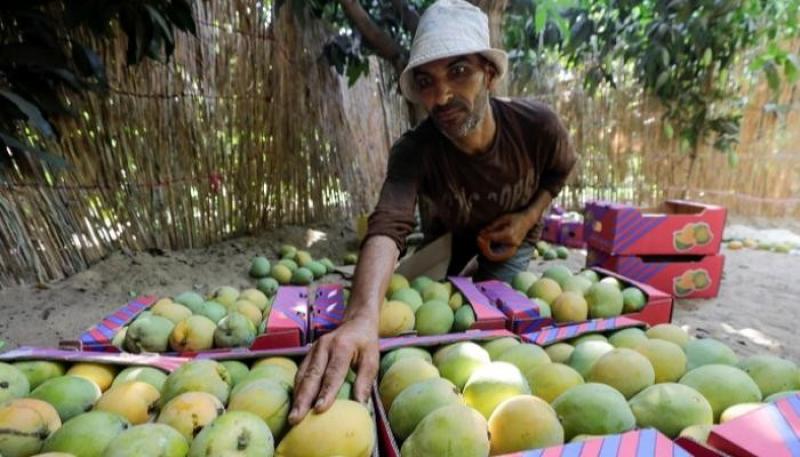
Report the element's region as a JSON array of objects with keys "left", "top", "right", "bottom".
[{"left": 479, "top": 112, "right": 577, "bottom": 261}]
